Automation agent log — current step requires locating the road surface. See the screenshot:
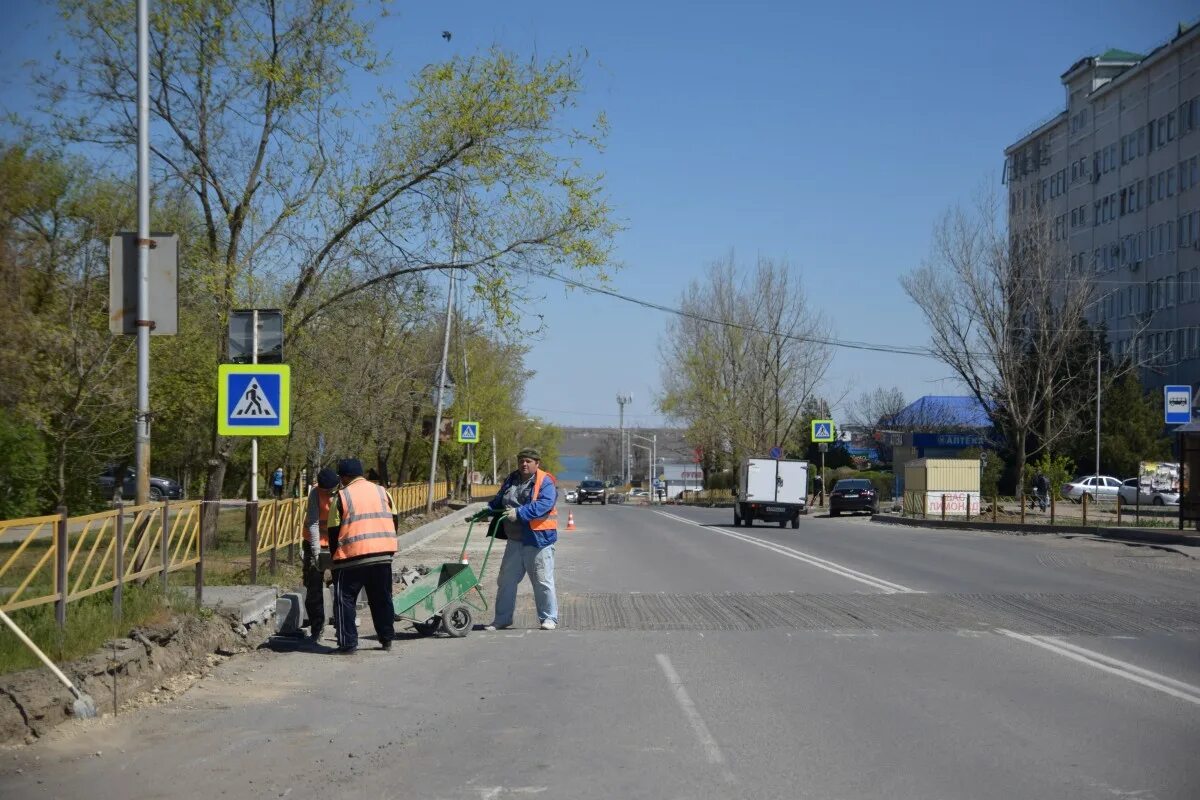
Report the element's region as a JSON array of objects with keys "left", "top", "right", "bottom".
[{"left": 2, "top": 505, "right": 1198, "bottom": 799}]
